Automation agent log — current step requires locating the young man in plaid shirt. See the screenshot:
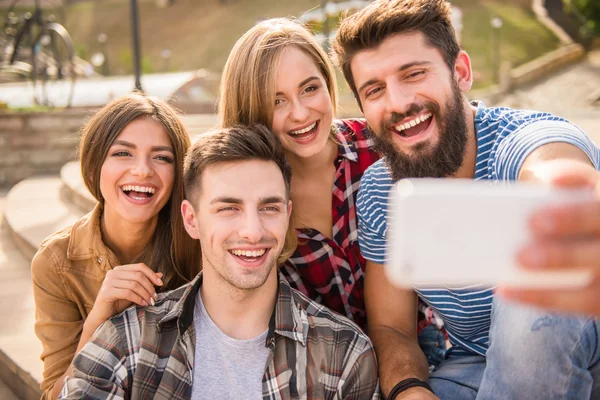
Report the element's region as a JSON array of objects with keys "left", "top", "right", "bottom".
[{"left": 59, "top": 125, "right": 380, "bottom": 400}]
